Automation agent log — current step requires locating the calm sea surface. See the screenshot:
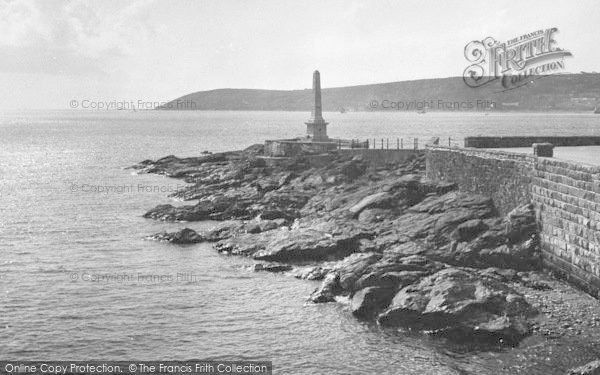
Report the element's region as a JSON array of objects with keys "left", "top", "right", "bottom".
[{"left": 1, "top": 110, "right": 600, "bottom": 374}]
